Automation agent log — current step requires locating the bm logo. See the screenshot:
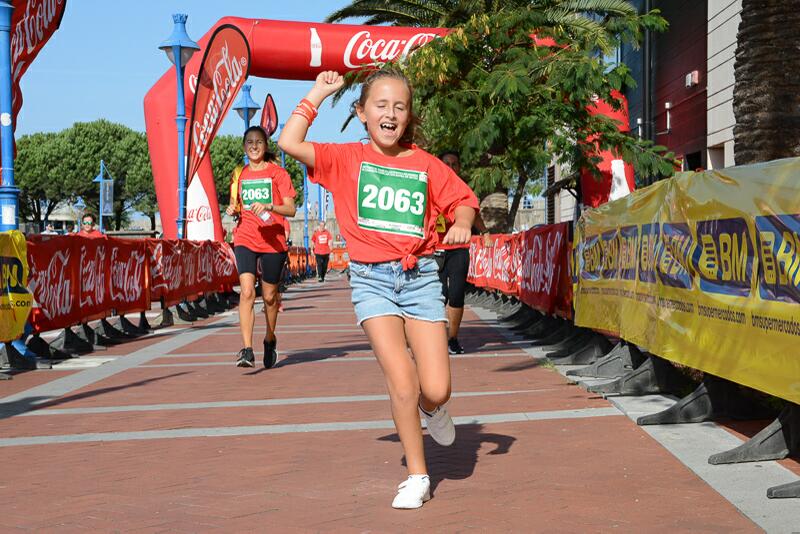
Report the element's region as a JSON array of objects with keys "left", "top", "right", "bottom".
[
  {"left": 1, "top": 256, "right": 28, "bottom": 296},
  {"left": 693, "top": 218, "right": 753, "bottom": 297}
]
